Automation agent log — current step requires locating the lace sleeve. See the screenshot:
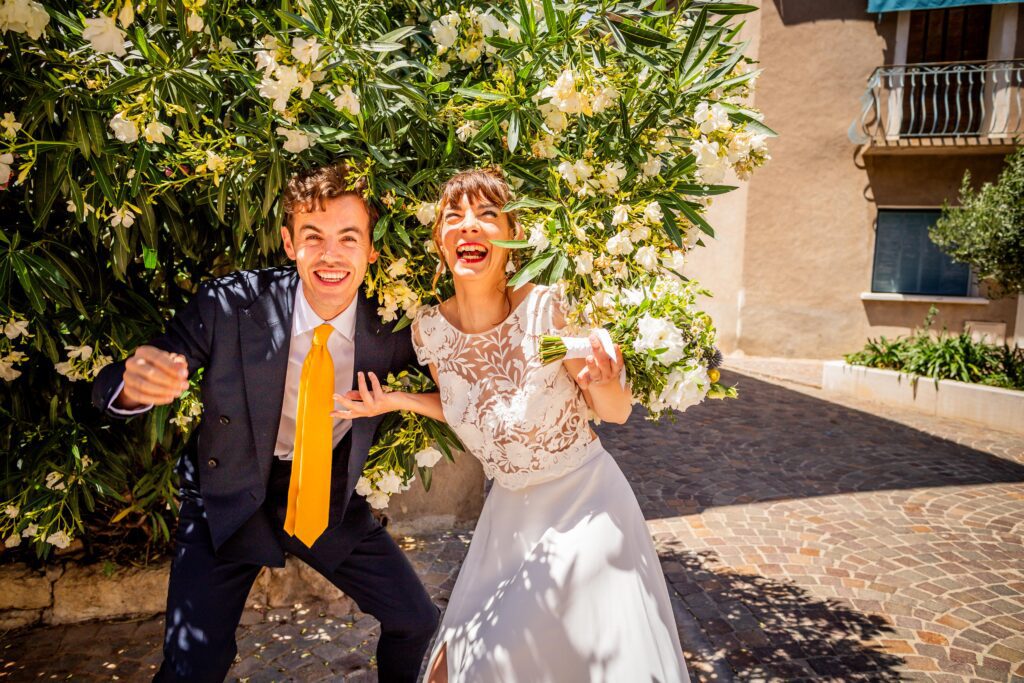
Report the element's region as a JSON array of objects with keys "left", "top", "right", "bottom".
[
  {"left": 411, "top": 309, "right": 436, "bottom": 367},
  {"left": 544, "top": 287, "right": 575, "bottom": 337}
]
